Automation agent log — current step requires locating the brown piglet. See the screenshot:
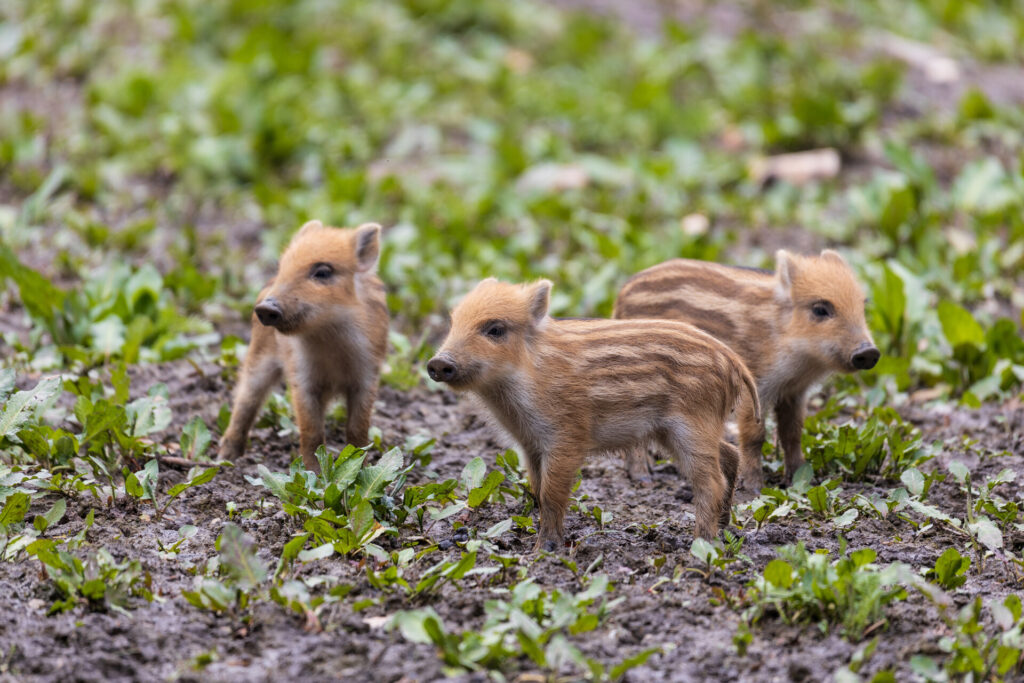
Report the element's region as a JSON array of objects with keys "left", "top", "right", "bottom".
[
  {"left": 614, "top": 249, "right": 878, "bottom": 490},
  {"left": 219, "top": 220, "right": 389, "bottom": 470},
  {"left": 427, "top": 278, "right": 759, "bottom": 551}
]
